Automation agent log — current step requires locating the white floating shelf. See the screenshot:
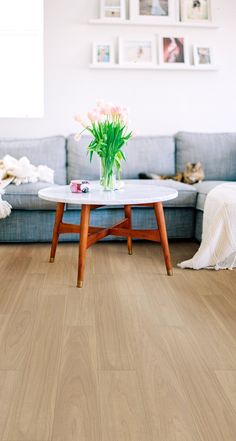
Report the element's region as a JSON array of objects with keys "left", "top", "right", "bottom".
[
  {"left": 89, "top": 64, "right": 218, "bottom": 71},
  {"left": 89, "top": 18, "right": 219, "bottom": 29}
]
